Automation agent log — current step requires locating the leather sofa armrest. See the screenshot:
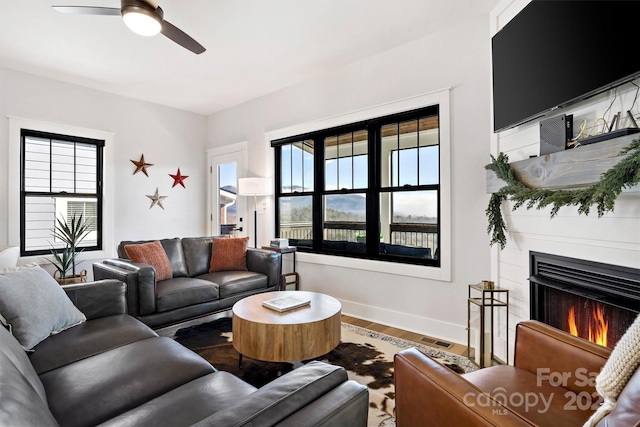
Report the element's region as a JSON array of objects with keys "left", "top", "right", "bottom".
[
  {"left": 63, "top": 279, "right": 127, "bottom": 320},
  {"left": 276, "top": 381, "right": 369, "bottom": 427},
  {"left": 246, "top": 248, "right": 281, "bottom": 288},
  {"left": 514, "top": 320, "right": 611, "bottom": 395},
  {"left": 93, "top": 259, "right": 157, "bottom": 317},
  {"left": 193, "top": 361, "right": 354, "bottom": 427},
  {"left": 394, "top": 348, "right": 533, "bottom": 427}
]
